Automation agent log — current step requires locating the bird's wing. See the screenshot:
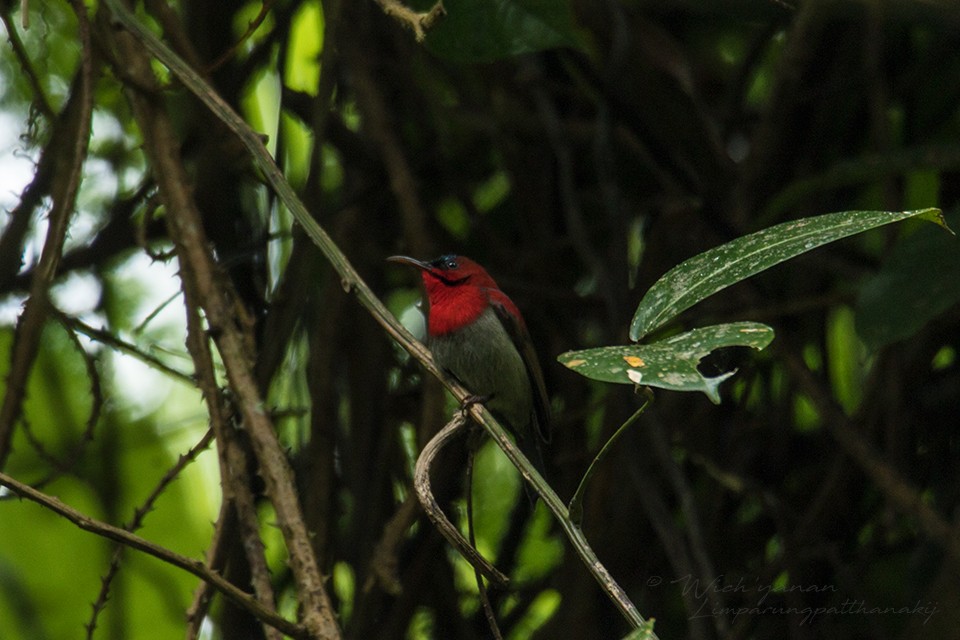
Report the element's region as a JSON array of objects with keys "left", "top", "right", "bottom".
[{"left": 487, "top": 290, "right": 552, "bottom": 443}]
